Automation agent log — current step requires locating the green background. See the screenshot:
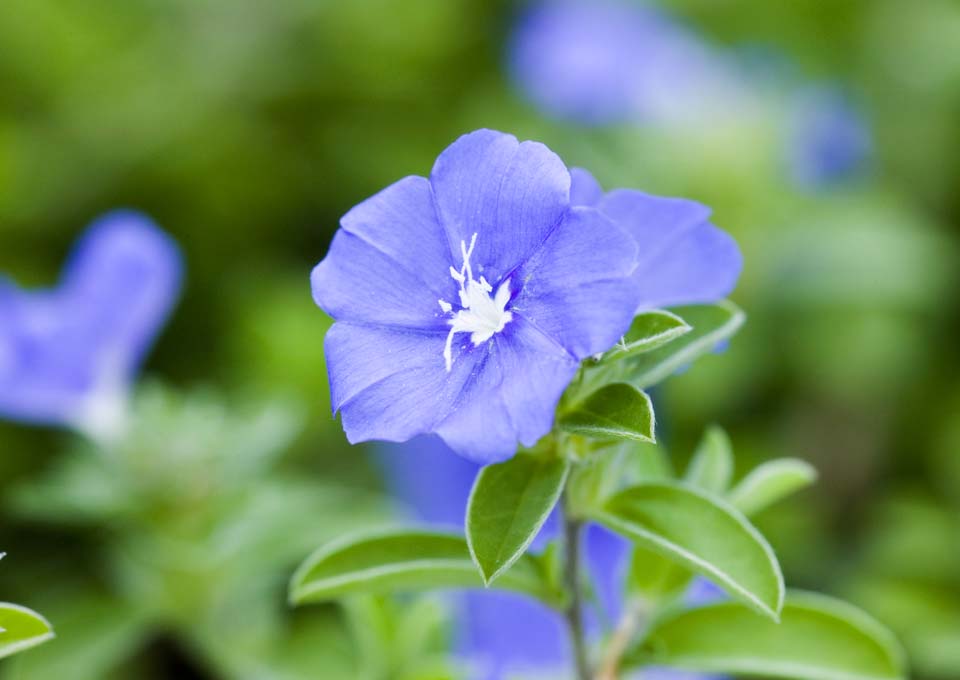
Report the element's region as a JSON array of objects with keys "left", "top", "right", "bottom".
[{"left": 0, "top": 0, "right": 958, "bottom": 677}]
